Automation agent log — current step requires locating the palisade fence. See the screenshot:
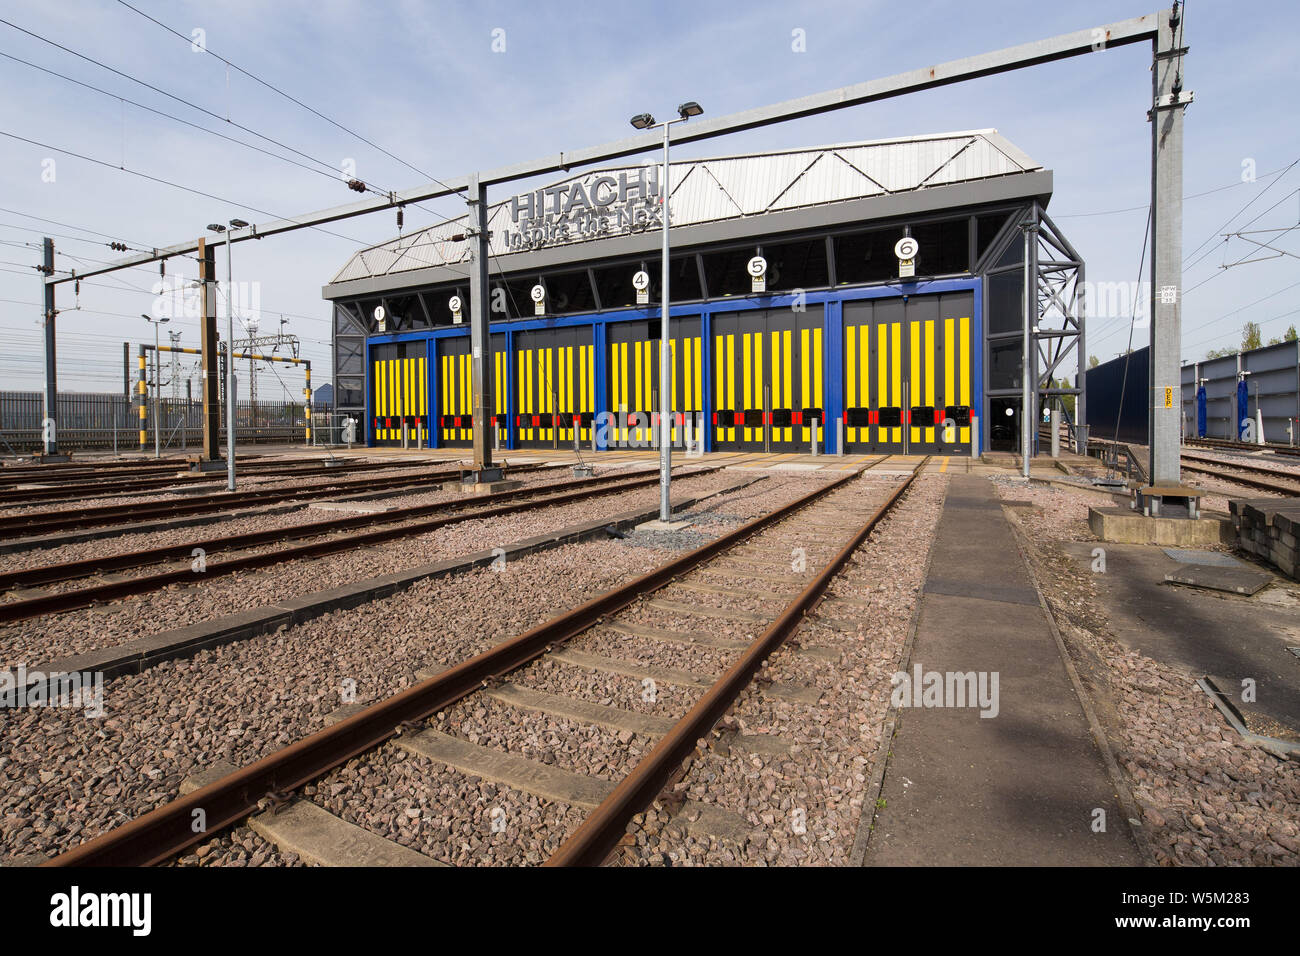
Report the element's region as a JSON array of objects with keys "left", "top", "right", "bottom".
[{"left": 0, "top": 390, "right": 316, "bottom": 454}]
